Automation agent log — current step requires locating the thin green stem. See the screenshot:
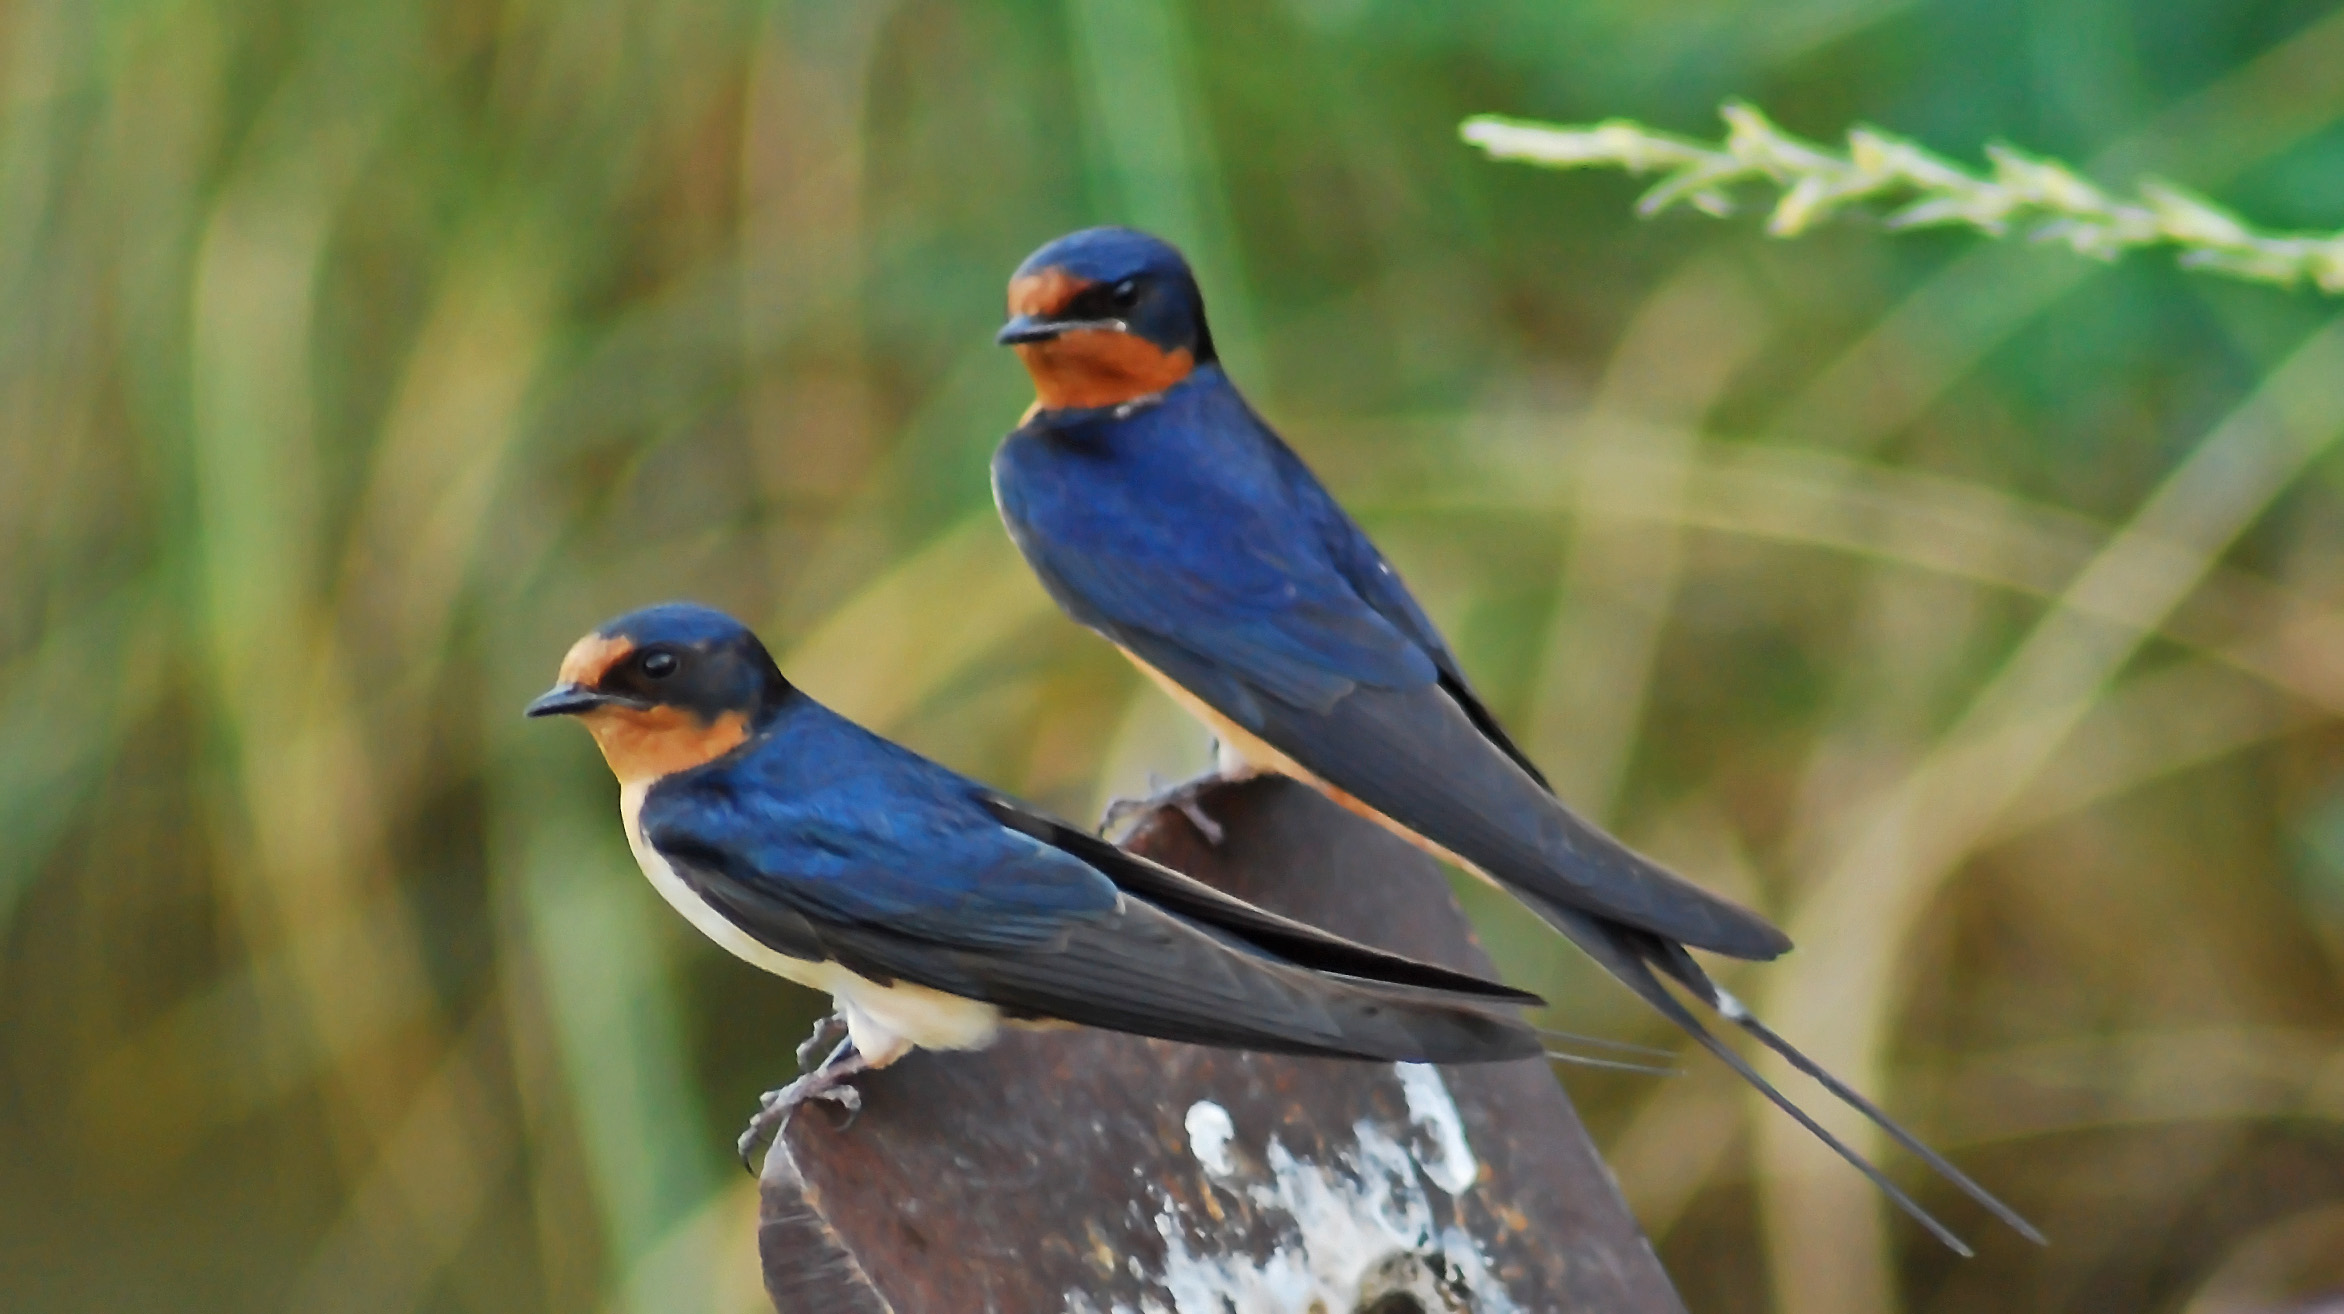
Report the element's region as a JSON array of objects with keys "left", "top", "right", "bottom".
[{"left": 1464, "top": 103, "right": 2344, "bottom": 293}]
